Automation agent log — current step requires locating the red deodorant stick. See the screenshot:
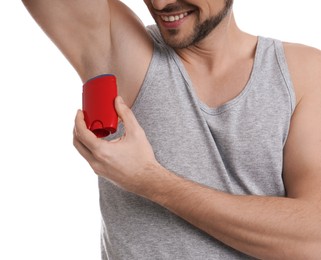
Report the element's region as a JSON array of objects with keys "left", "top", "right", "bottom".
[{"left": 82, "top": 74, "right": 118, "bottom": 138}]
